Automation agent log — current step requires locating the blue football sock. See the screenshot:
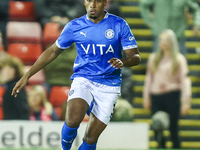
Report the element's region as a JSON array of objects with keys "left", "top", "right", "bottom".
[
  {"left": 78, "top": 140, "right": 97, "bottom": 150},
  {"left": 61, "top": 122, "right": 79, "bottom": 150}
]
